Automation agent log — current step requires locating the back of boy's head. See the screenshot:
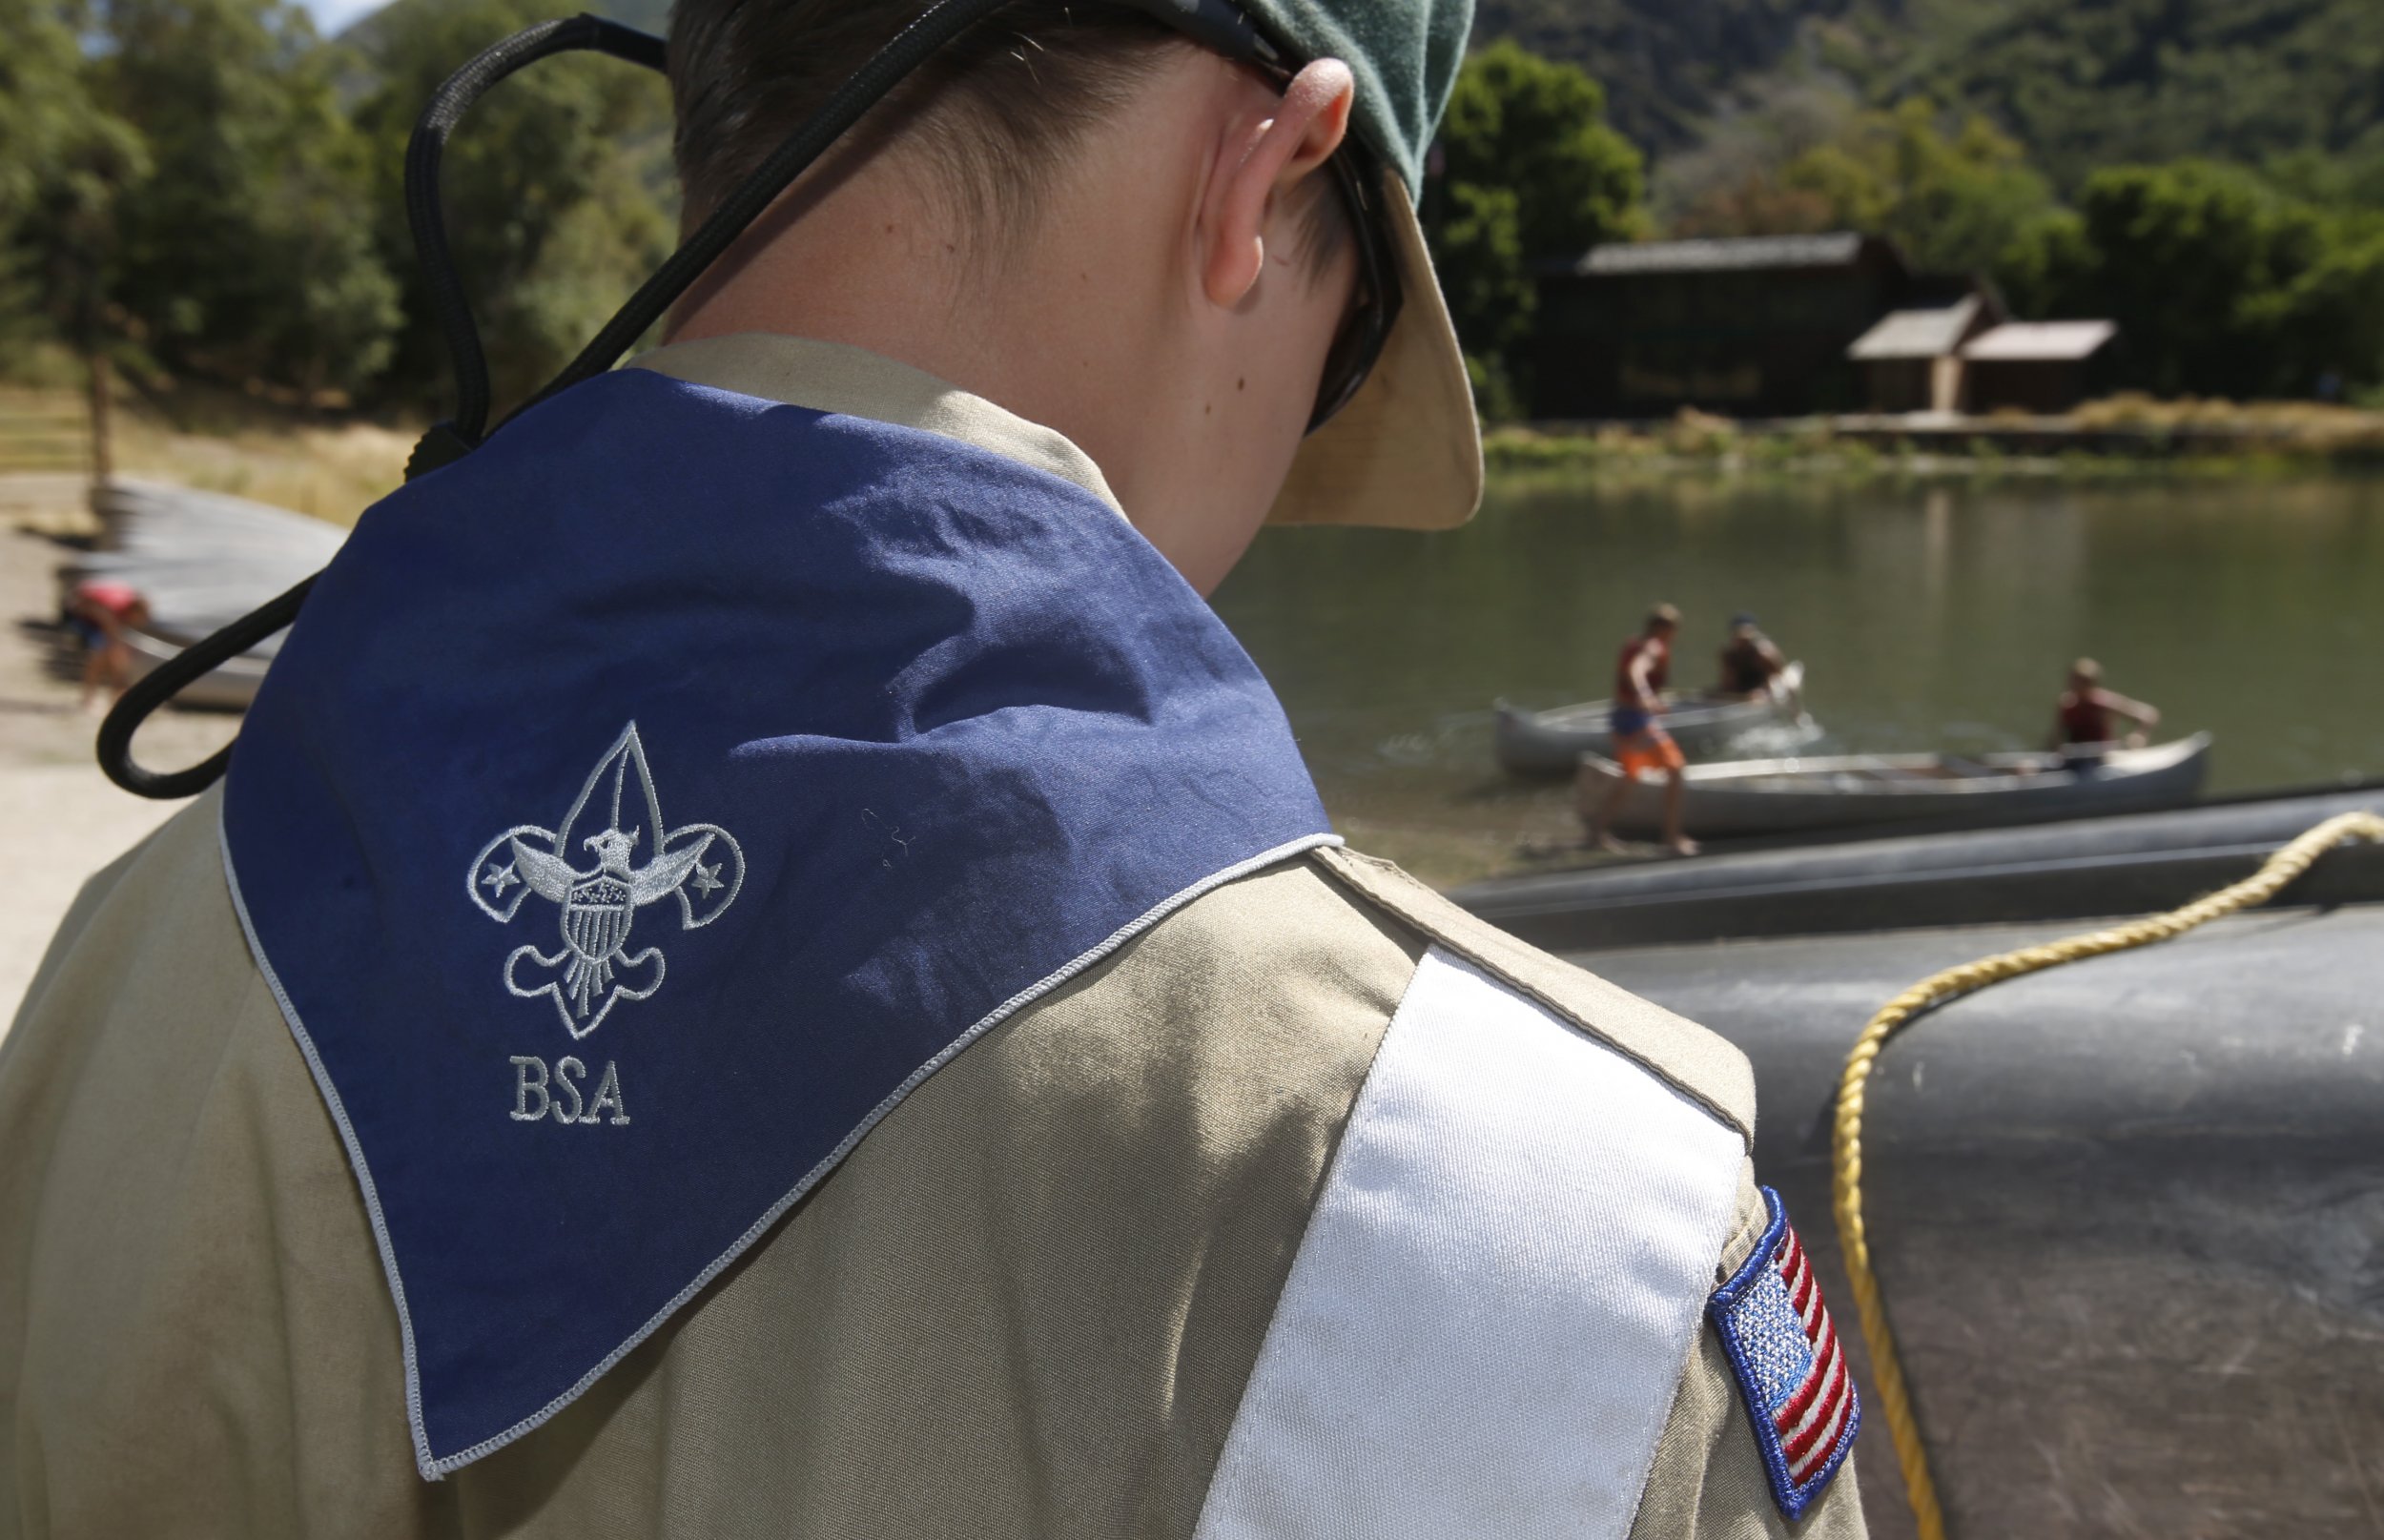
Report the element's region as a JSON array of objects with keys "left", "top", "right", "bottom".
[{"left": 668, "top": 2, "right": 1346, "bottom": 268}]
